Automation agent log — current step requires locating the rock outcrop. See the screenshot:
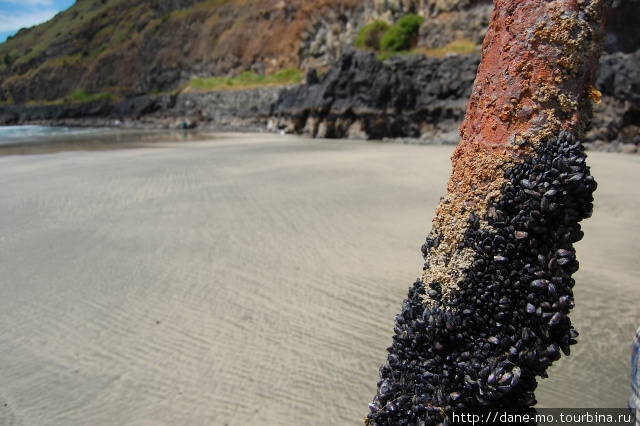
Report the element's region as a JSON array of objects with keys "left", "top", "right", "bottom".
[
  {"left": 272, "top": 50, "right": 479, "bottom": 141},
  {"left": 268, "top": 48, "right": 639, "bottom": 151},
  {"left": 603, "top": 0, "right": 640, "bottom": 54},
  {"left": 588, "top": 49, "right": 640, "bottom": 152}
]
